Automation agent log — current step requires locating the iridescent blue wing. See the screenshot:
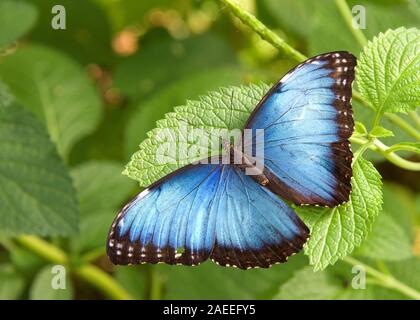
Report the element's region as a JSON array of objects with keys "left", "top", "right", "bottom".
[
  {"left": 107, "top": 164, "right": 221, "bottom": 266},
  {"left": 246, "top": 51, "right": 356, "bottom": 207},
  {"left": 210, "top": 166, "right": 308, "bottom": 269},
  {"left": 107, "top": 164, "right": 308, "bottom": 269}
]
